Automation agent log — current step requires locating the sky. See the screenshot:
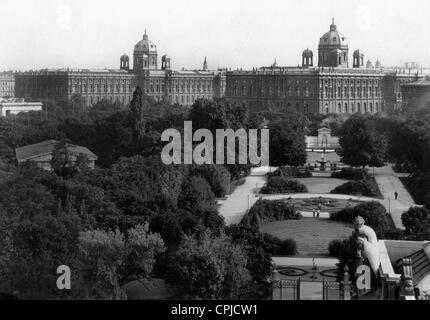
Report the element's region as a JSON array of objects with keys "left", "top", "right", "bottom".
[{"left": 1, "top": 0, "right": 429, "bottom": 71}]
